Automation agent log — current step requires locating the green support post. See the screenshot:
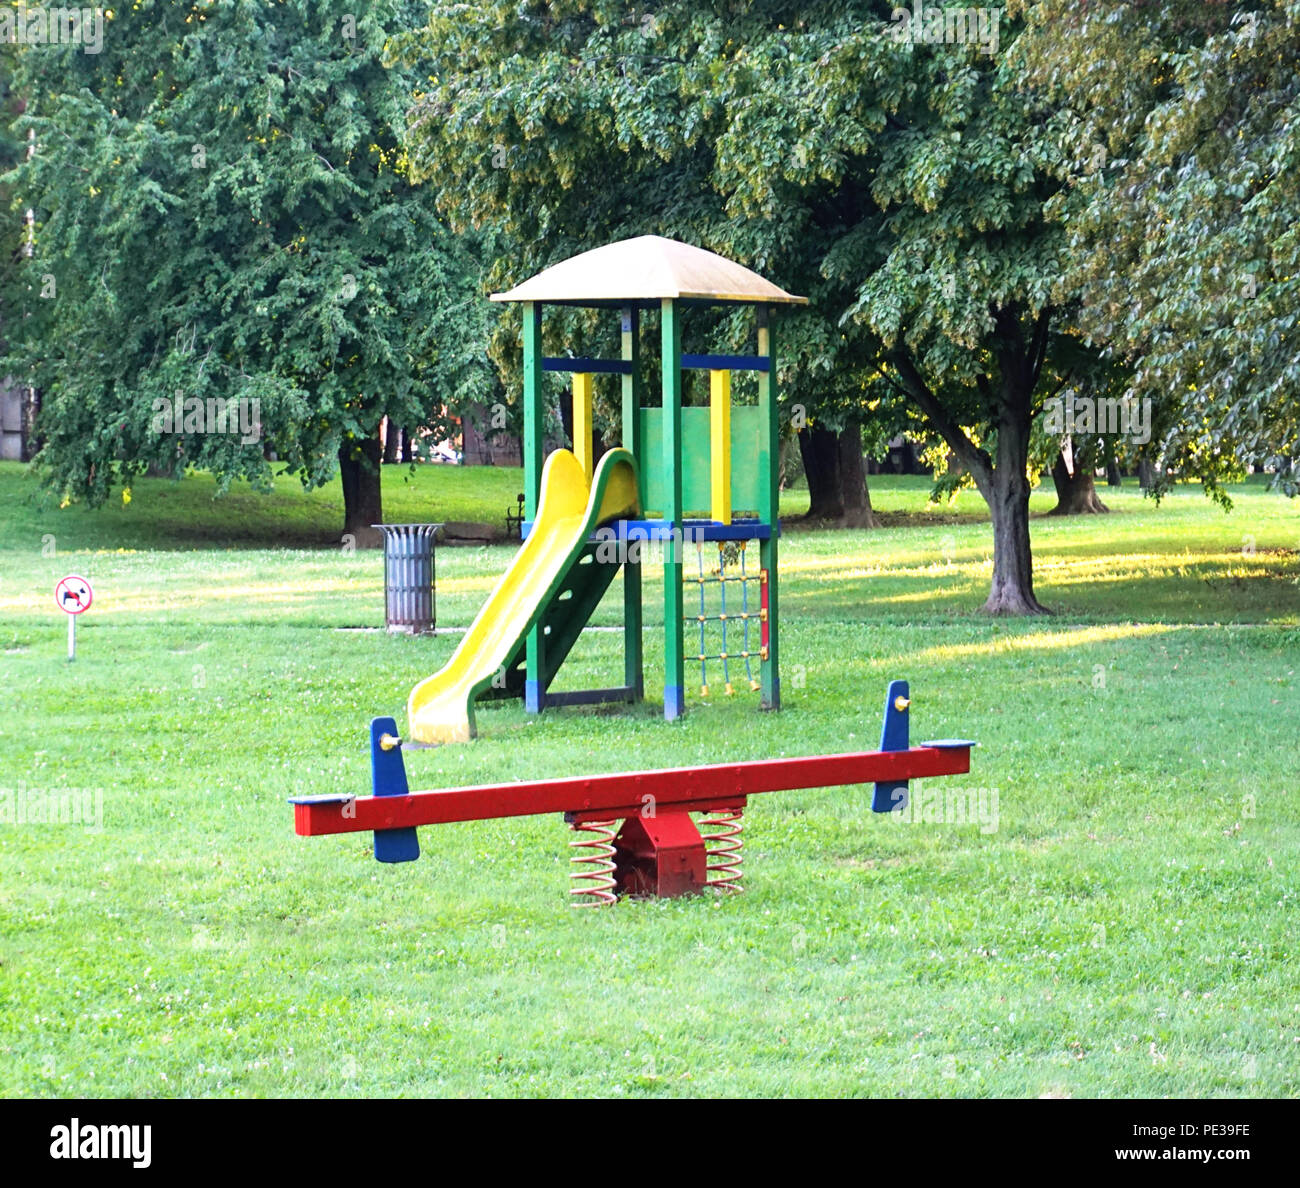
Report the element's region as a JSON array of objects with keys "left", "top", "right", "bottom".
[
  {"left": 522, "top": 302, "right": 544, "bottom": 517},
  {"left": 621, "top": 306, "right": 644, "bottom": 701},
  {"left": 661, "top": 298, "right": 685, "bottom": 720},
  {"left": 523, "top": 302, "right": 546, "bottom": 714},
  {"left": 756, "top": 304, "right": 780, "bottom": 710}
]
